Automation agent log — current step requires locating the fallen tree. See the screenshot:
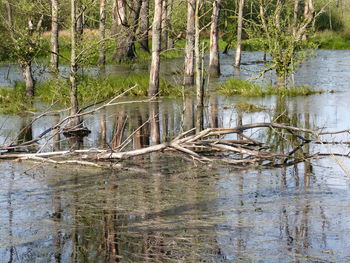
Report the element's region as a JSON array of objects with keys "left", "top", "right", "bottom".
[{"left": 1, "top": 122, "right": 350, "bottom": 170}]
